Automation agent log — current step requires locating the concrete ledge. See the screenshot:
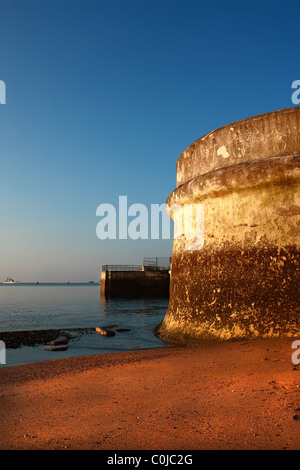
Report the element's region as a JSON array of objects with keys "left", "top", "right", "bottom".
[
  {"left": 177, "top": 107, "right": 300, "bottom": 186},
  {"left": 168, "top": 154, "right": 300, "bottom": 208}
]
